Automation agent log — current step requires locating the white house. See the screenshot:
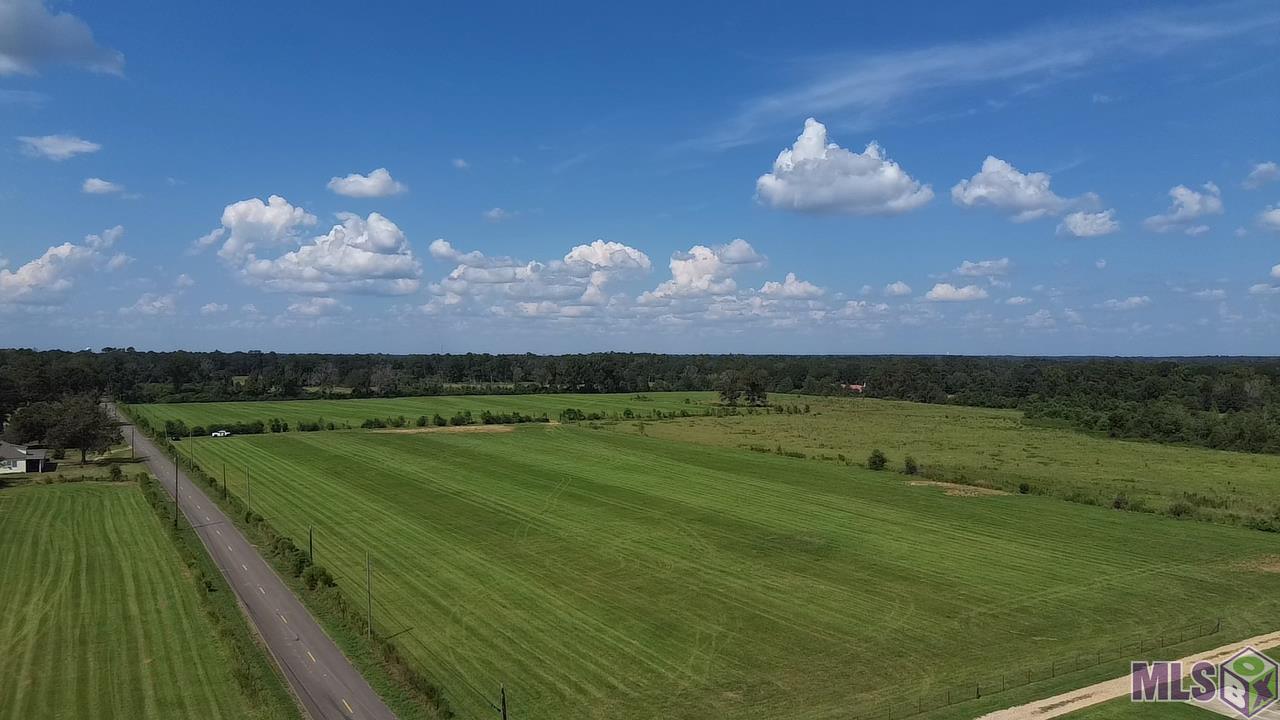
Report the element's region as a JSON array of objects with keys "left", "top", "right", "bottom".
[{"left": 0, "top": 441, "right": 50, "bottom": 474}]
